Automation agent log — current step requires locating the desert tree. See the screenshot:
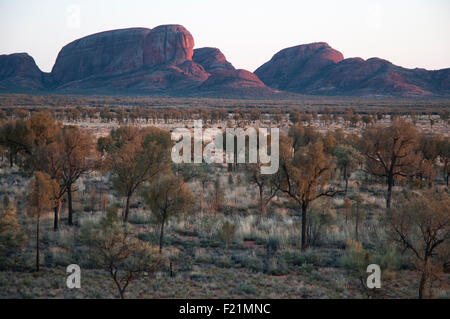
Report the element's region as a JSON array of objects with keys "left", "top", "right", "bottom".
[
  {"left": 351, "top": 194, "right": 364, "bottom": 241},
  {"left": 25, "top": 135, "right": 68, "bottom": 230},
  {"left": 278, "top": 134, "right": 338, "bottom": 251},
  {"left": 360, "top": 119, "right": 419, "bottom": 208},
  {"left": 177, "top": 163, "right": 213, "bottom": 216},
  {"left": 27, "top": 172, "right": 59, "bottom": 272},
  {"left": 415, "top": 134, "right": 441, "bottom": 188},
  {"left": 0, "top": 119, "right": 30, "bottom": 167},
  {"left": 60, "top": 126, "right": 97, "bottom": 226},
  {"left": 143, "top": 175, "right": 194, "bottom": 252},
  {"left": 102, "top": 126, "right": 172, "bottom": 222},
  {"left": 386, "top": 191, "right": 449, "bottom": 299},
  {"left": 26, "top": 111, "right": 61, "bottom": 150},
  {"left": 333, "top": 144, "right": 364, "bottom": 194},
  {"left": 288, "top": 124, "right": 320, "bottom": 152},
  {"left": 0, "top": 196, "right": 26, "bottom": 269},
  {"left": 246, "top": 163, "right": 278, "bottom": 216},
  {"left": 83, "top": 213, "right": 164, "bottom": 299},
  {"left": 212, "top": 178, "right": 225, "bottom": 213},
  {"left": 438, "top": 137, "right": 450, "bottom": 186}
]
